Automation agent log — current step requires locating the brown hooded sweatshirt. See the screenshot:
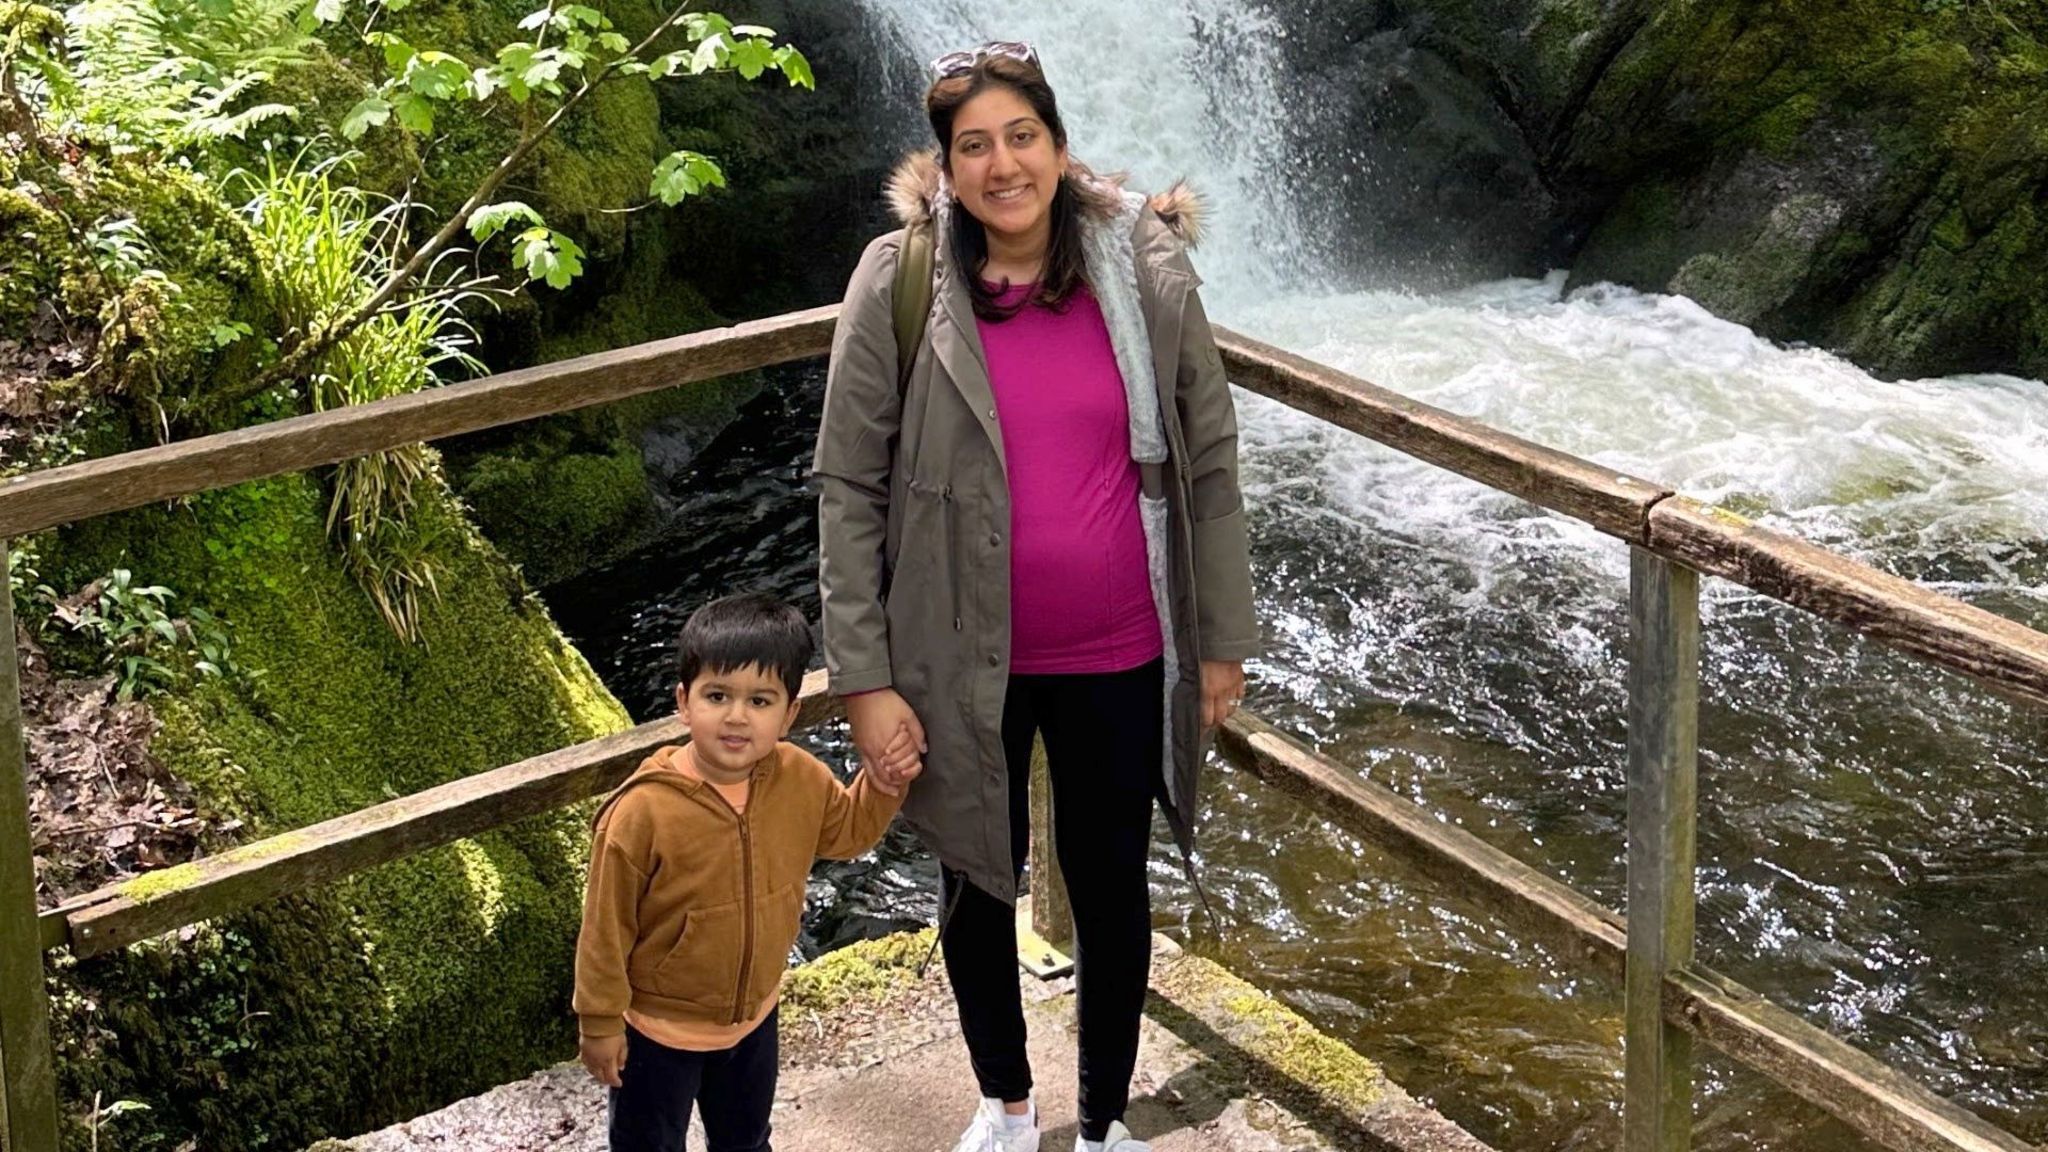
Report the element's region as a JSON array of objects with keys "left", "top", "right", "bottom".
[{"left": 573, "top": 742, "right": 902, "bottom": 1039}]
